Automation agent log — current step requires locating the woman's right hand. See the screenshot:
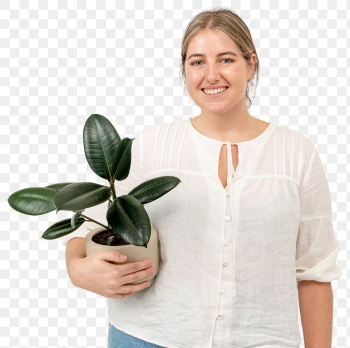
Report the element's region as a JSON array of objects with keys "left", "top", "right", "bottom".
[{"left": 68, "top": 250, "right": 154, "bottom": 299}]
